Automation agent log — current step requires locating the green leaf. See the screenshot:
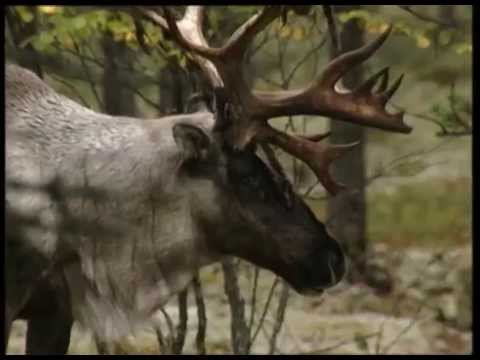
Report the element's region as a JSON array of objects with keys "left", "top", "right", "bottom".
[
  {"left": 454, "top": 42, "right": 472, "bottom": 55},
  {"left": 72, "top": 16, "right": 87, "bottom": 30},
  {"left": 56, "top": 32, "right": 72, "bottom": 48},
  {"left": 179, "top": 55, "right": 187, "bottom": 69},
  {"left": 438, "top": 30, "right": 453, "bottom": 46},
  {"left": 16, "top": 6, "right": 34, "bottom": 23},
  {"left": 18, "top": 35, "right": 35, "bottom": 48},
  {"left": 86, "top": 10, "right": 109, "bottom": 30},
  {"left": 32, "top": 32, "right": 55, "bottom": 51},
  {"left": 337, "top": 9, "right": 371, "bottom": 24}
]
